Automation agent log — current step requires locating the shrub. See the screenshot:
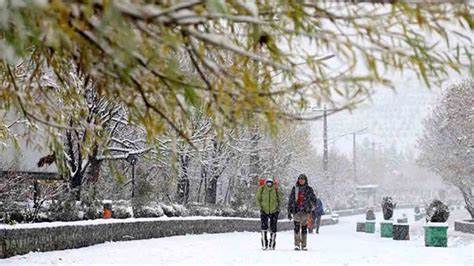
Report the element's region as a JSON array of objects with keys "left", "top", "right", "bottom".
[
  {"left": 366, "top": 209, "right": 376, "bottom": 220},
  {"left": 134, "top": 202, "right": 164, "bottom": 218},
  {"left": 381, "top": 196, "right": 396, "bottom": 220},
  {"left": 171, "top": 204, "right": 189, "bottom": 216},
  {"left": 48, "top": 199, "right": 82, "bottom": 221},
  {"left": 160, "top": 203, "right": 176, "bottom": 217},
  {"left": 426, "top": 200, "right": 450, "bottom": 223},
  {"left": 112, "top": 200, "right": 133, "bottom": 218},
  {"left": 414, "top": 206, "right": 421, "bottom": 214}
]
